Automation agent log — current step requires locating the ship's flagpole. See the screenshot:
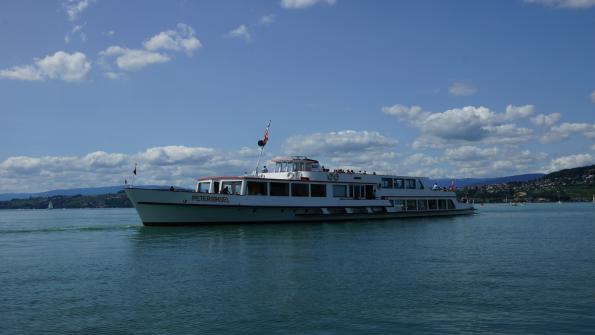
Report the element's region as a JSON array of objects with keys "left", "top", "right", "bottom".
[{"left": 254, "top": 121, "right": 271, "bottom": 175}]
